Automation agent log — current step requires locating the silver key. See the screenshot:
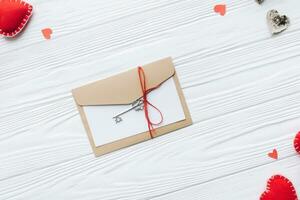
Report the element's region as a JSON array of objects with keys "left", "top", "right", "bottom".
[{"left": 112, "top": 98, "right": 144, "bottom": 123}]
